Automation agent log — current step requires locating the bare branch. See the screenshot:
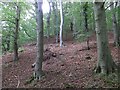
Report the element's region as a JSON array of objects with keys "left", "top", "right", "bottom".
[
  {"left": 16, "top": 76, "right": 20, "bottom": 88},
  {"left": 105, "top": 2, "right": 114, "bottom": 10}
]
